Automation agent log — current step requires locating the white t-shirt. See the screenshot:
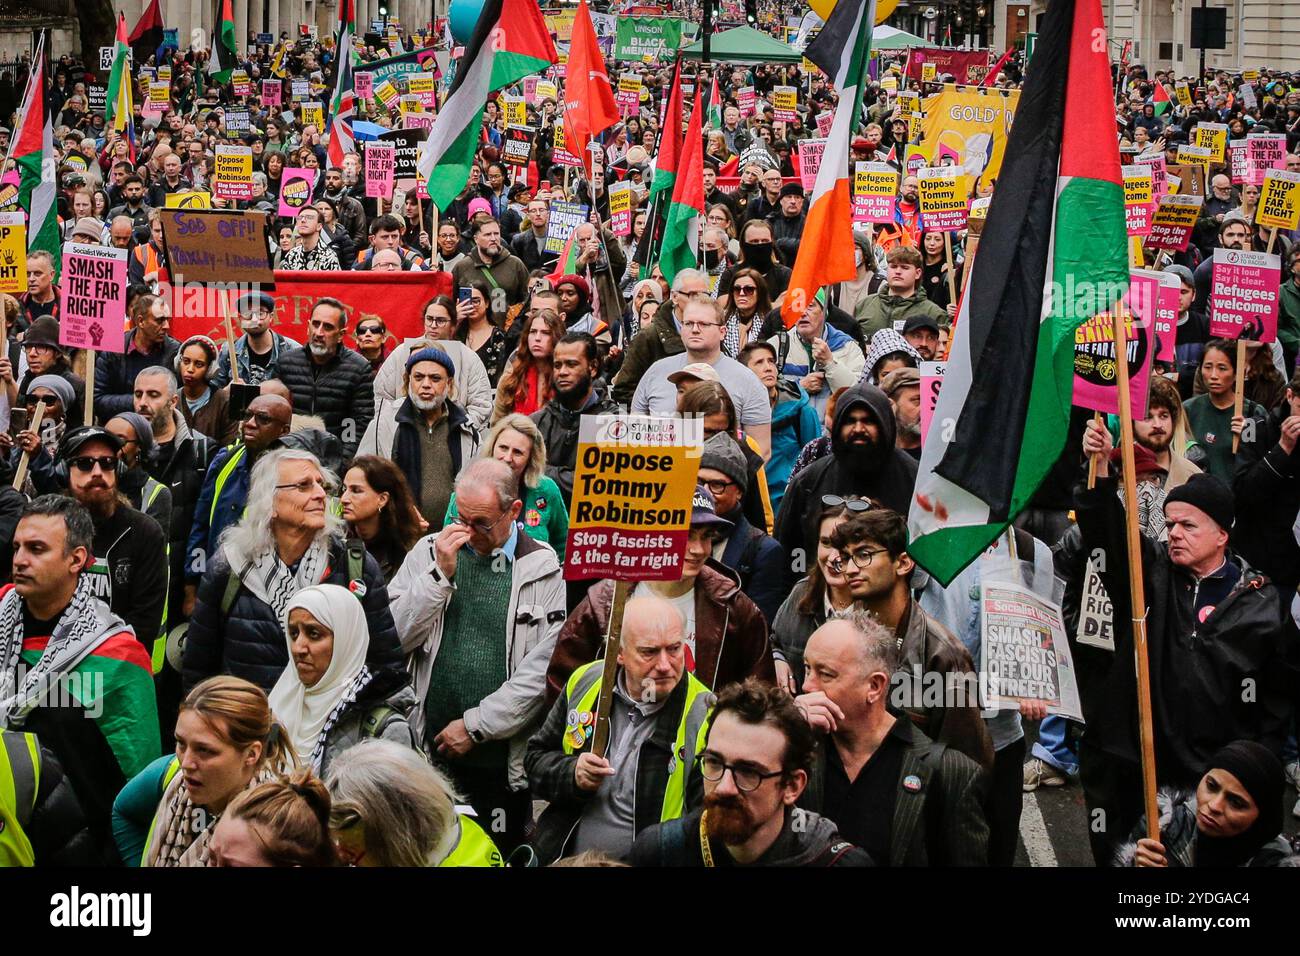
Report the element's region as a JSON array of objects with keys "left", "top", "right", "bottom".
[
  {"left": 661, "top": 587, "right": 698, "bottom": 673},
  {"left": 630, "top": 352, "right": 772, "bottom": 428}
]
